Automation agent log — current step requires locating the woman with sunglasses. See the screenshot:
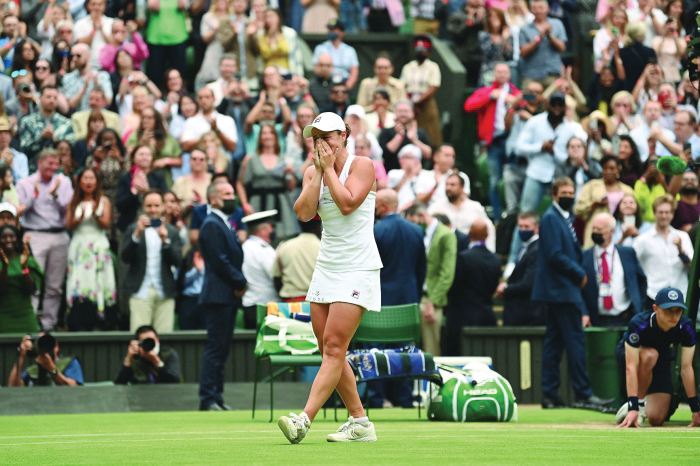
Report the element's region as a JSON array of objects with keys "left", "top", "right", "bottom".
[{"left": 0, "top": 224, "right": 42, "bottom": 334}]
